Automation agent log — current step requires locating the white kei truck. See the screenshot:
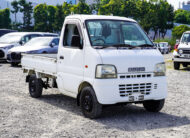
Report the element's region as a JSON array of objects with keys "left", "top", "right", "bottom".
[
  {"left": 21, "top": 15, "right": 167, "bottom": 119},
  {"left": 173, "top": 31, "right": 190, "bottom": 70}
]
